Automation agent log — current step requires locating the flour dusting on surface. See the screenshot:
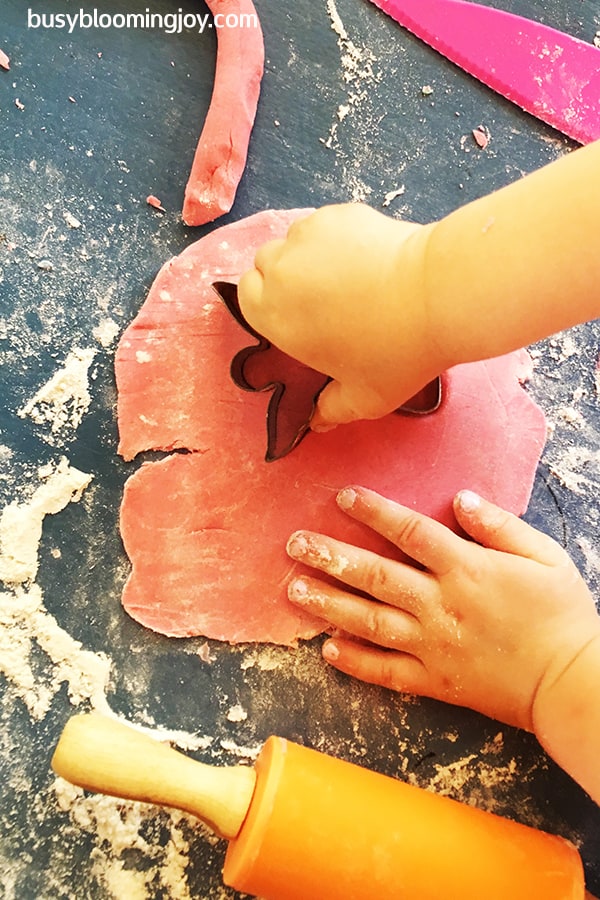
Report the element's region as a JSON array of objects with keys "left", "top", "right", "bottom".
[
  {"left": 323, "top": 0, "right": 381, "bottom": 201},
  {"left": 0, "top": 450, "right": 232, "bottom": 900},
  {"left": 0, "top": 452, "right": 231, "bottom": 897},
  {"left": 0, "top": 457, "right": 92, "bottom": 584},
  {"left": 93, "top": 317, "right": 121, "bottom": 349},
  {"left": 18, "top": 347, "right": 96, "bottom": 442},
  {"left": 53, "top": 780, "right": 196, "bottom": 900},
  {"left": 534, "top": 330, "right": 600, "bottom": 502},
  {"left": 0, "top": 583, "right": 111, "bottom": 720}
]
